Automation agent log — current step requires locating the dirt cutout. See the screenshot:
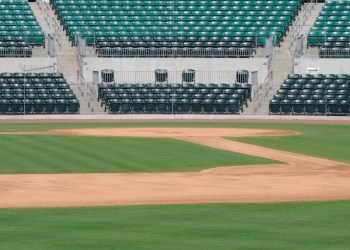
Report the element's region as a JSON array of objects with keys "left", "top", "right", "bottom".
[{"left": 1, "top": 128, "right": 350, "bottom": 208}]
